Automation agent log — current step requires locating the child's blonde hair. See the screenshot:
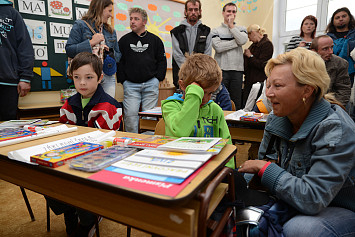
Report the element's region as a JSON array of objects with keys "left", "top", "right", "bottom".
[{"left": 178, "top": 53, "right": 222, "bottom": 89}]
